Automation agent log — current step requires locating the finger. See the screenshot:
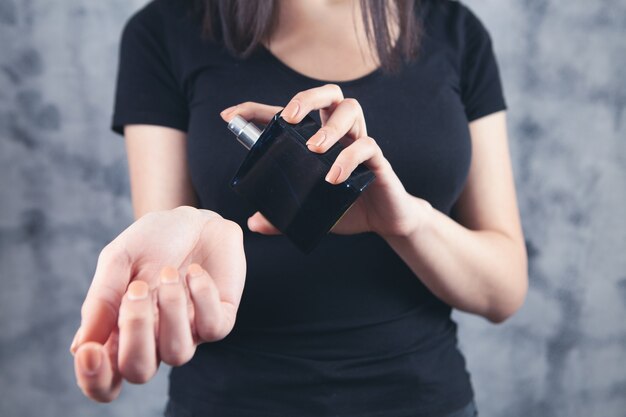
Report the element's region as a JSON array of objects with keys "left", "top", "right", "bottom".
[
  {"left": 77, "top": 243, "right": 131, "bottom": 349},
  {"left": 74, "top": 341, "right": 122, "bottom": 403},
  {"left": 70, "top": 326, "right": 82, "bottom": 354},
  {"left": 306, "top": 98, "right": 367, "bottom": 153},
  {"left": 247, "top": 212, "right": 281, "bottom": 235},
  {"left": 192, "top": 218, "right": 246, "bottom": 335},
  {"left": 282, "top": 84, "right": 344, "bottom": 124},
  {"left": 325, "top": 136, "right": 386, "bottom": 184},
  {"left": 117, "top": 280, "right": 158, "bottom": 384},
  {"left": 187, "top": 264, "right": 232, "bottom": 342},
  {"left": 220, "top": 102, "right": 283, "bottom": 125},
  {"left": 157, "top": 266, "right": 195, "bottom": 366}
]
